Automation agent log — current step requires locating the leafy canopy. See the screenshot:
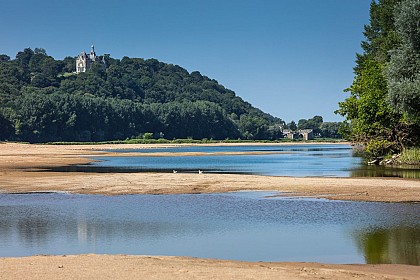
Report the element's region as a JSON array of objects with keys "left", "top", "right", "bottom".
[
  {"left": 0, "top": 48, "right": 283, "bottom": 142},
  {"left": 337, "top": 0, "right": 420, "bottom": 157}
]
